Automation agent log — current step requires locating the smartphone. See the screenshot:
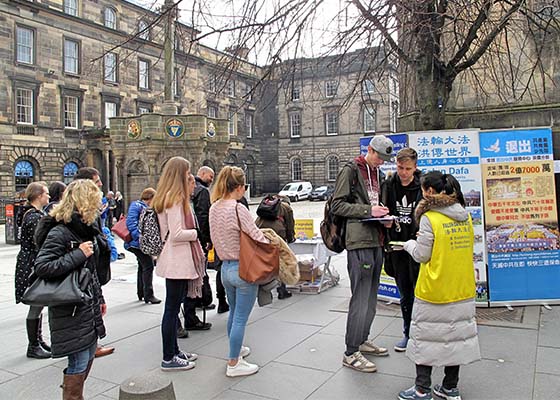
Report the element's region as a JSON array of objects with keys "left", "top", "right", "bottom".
[{"left": 70, "top": 241, "right": 80, "bottom": 250}]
